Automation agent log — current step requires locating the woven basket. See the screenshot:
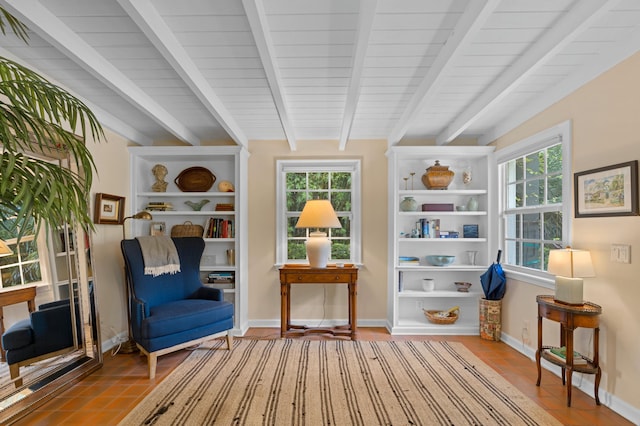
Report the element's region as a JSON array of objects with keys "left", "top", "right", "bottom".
[
  {"left": 424, "top": 307, "right": 459, "bottom": 324},
  {"left": 170, "top": 221, "right": 204, "bottom": 238}
]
